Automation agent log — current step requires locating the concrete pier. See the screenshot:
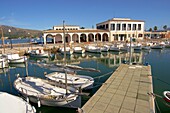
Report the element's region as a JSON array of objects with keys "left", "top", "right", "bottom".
[{"left": 82, "top": 64, "right": 155, "bottom": 113}]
